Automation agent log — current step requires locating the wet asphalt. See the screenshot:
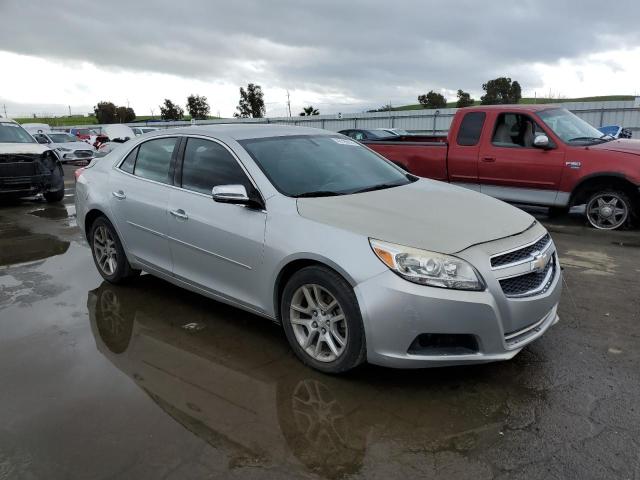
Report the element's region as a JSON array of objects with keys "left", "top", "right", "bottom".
[{"left": 0, "top": 166, "right": 639, "bottom": 479}]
